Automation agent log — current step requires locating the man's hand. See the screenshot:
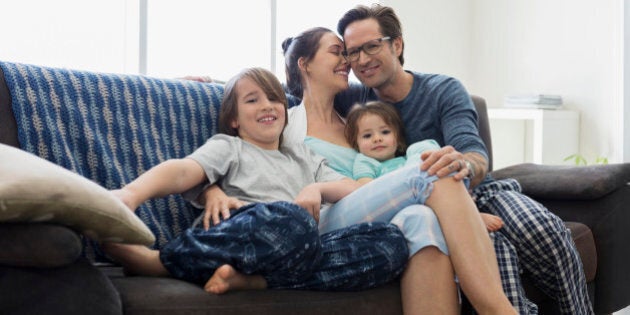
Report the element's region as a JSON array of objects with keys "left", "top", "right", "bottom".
[
  {"left": 293, "top": 184, "right": 323, "bottom": 222},
  {"left": 202, "top": 185, "right": 246, "bottom": 230},
  {"left": 420, "top": 146, "right": 487, "bottom": 187},
  {"left": 420, "top": 145, "right": 468, "bottom": 180}
]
